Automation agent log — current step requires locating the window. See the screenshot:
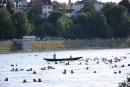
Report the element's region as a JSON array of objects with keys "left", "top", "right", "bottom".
[
  {"left": 43, "top": 10, "right": 46, "bottom": 14},
  {"left": 43, "top": 6, "right": 47, "bottom": 9},
  {"left": 48, "top": 11, "right": 51, "bottom": 13},
  {"left": 48, "top": 6, "right": 51, "bottom": 9}
]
